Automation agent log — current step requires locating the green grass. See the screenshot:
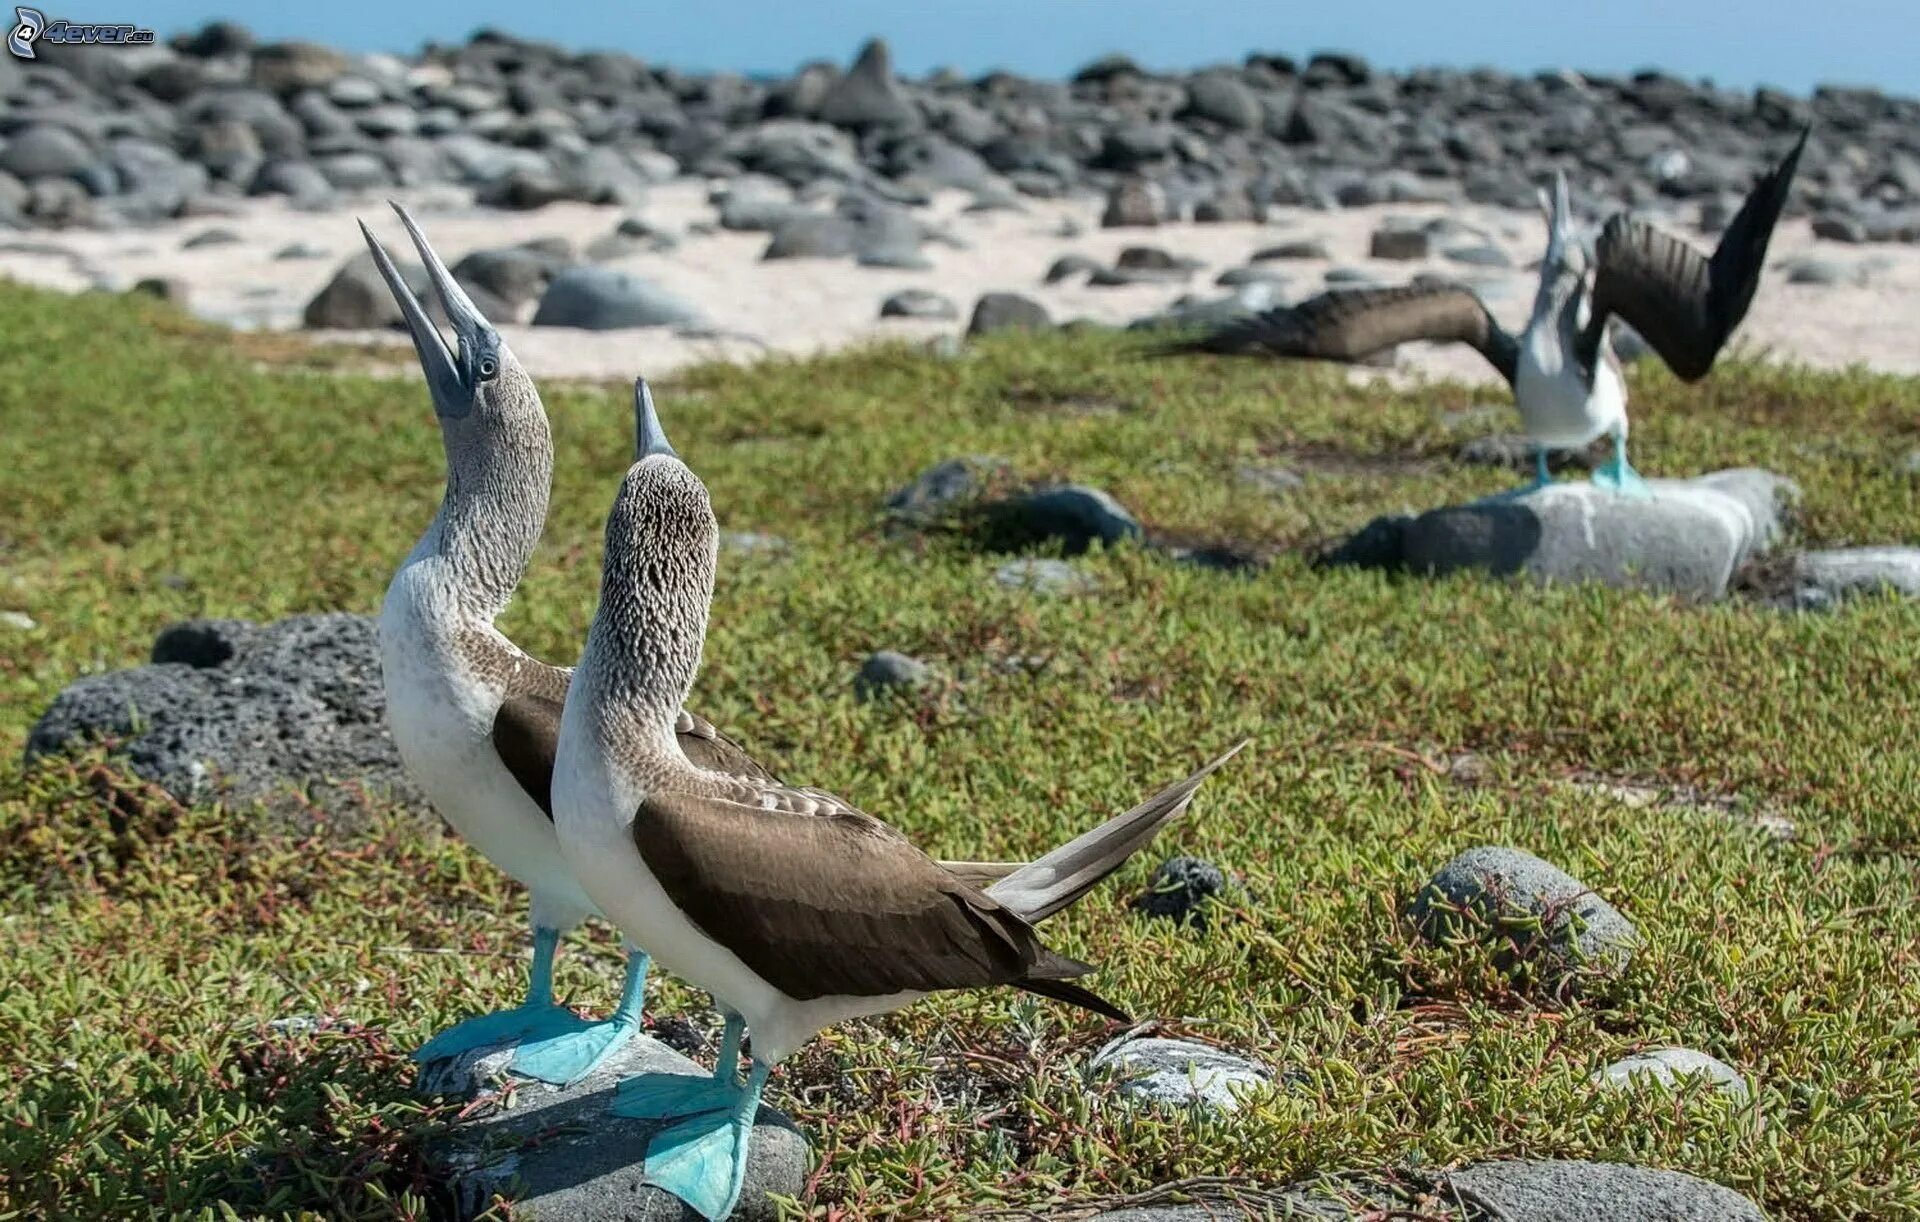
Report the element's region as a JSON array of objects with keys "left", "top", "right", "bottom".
[{"left": 3, "top": 280, "right": 1919, "bottom": 1219}]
